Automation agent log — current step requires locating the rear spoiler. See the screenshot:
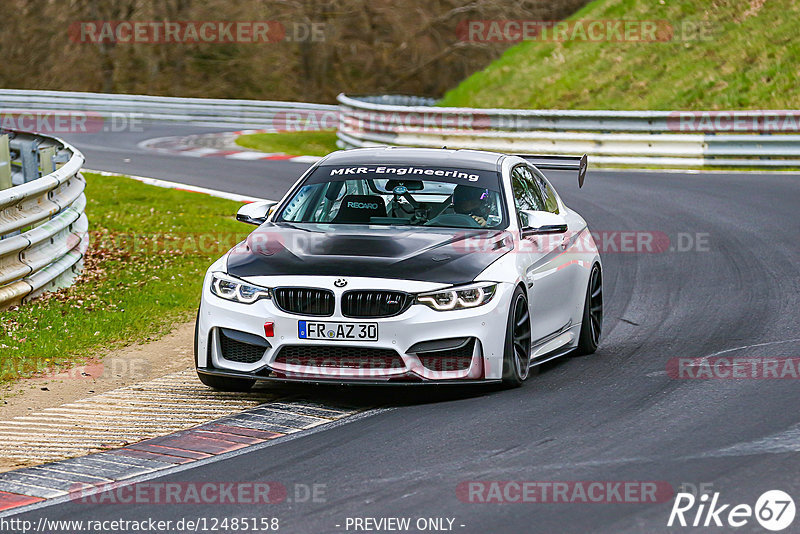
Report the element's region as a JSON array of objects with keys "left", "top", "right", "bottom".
[{"left": 514, "top": 154, "right": 588, "bottom": 188}]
